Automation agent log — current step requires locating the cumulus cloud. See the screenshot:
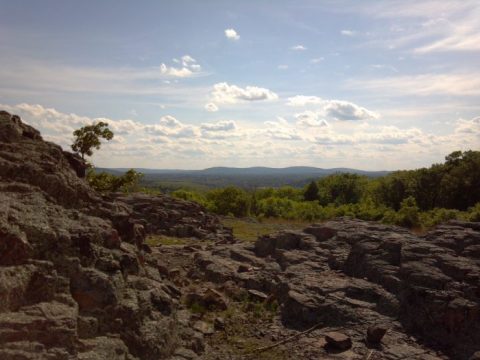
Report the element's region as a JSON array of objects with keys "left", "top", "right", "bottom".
[
  {"left": 325, "top": 100, "right": 379, "bottom": 121},
  {"left": 454, "top": 116, "right": 480, "bottom": 135},
  {"left": 108, "top": 119, "right": 145, "bottom": 135},
  {"left": 286, "top": 96, "right": 324, "bottom": 107},
  {"left": 225, "top": 28, "right": 240, "bottom": 40},
  {"left": 204, "top": 103, "right": 219, "bottom": 112},
  {"left": 287, "top": 96, "right": 378, "bottom": 121},
  {"left": 314, "top": 126, "right": 426, "bottom": 146},
  {"left": 211, "top": 82, "right": 278, "bottom": 104},
  {"left": 295, "top": 111, "right": 329, "bottom": 127},
  {"left": 146, "top": 116, "right": 200, "bottom": 139},
  {"left": 291, "top": 44, "right": 307, "bottom": 51},
  {"left": 158, "top": 115, "right": 183, "bottom": 128},
  {"left": 261, "top": 118, "right": 303, "bottom": 141},
  {"left": 160, "top": 55, "right": 201, "bottom": 78},
  {"left": 201, "top": 120, "right": 237, "bottom": 132},
  {"left": 2, "top": 102, "right": 477, "bottom": 170}
]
